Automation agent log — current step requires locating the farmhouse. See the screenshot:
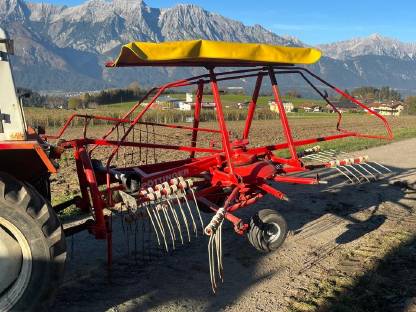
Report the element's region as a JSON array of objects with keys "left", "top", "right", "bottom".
[
  {"left": 156, "top": 96, "right": 181, "bottom": 109},
  {"left": 370, "top": 101, "right": 405, "bottom": 116},
  {"left": 237, "top": 101, "right": 250, "bottom": 109},
  {"left": 268, "top": 100, "right": 294, "bottom": 113},
  {"left": 178, "top": 101, "right": 216, "bottom": 111},
  {"left": 327, "top": 101, "right": 359, "bottom": 113},
  {"left": 301, "top": 104, "right": 322, "bottom": 112}
]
